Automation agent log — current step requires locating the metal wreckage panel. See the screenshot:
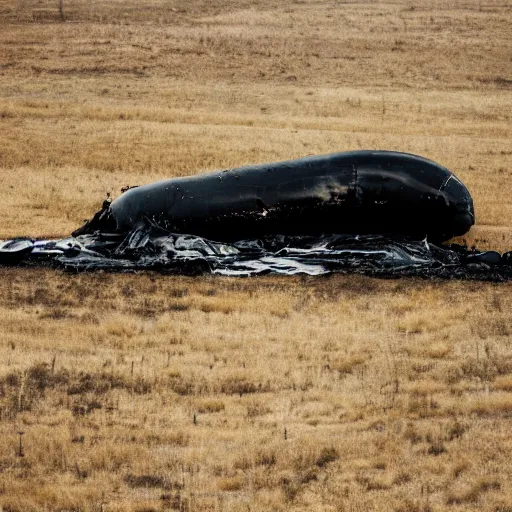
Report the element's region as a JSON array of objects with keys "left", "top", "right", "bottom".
[{"left": 1, "top": 151, "right": 511, "bottom": 280}]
